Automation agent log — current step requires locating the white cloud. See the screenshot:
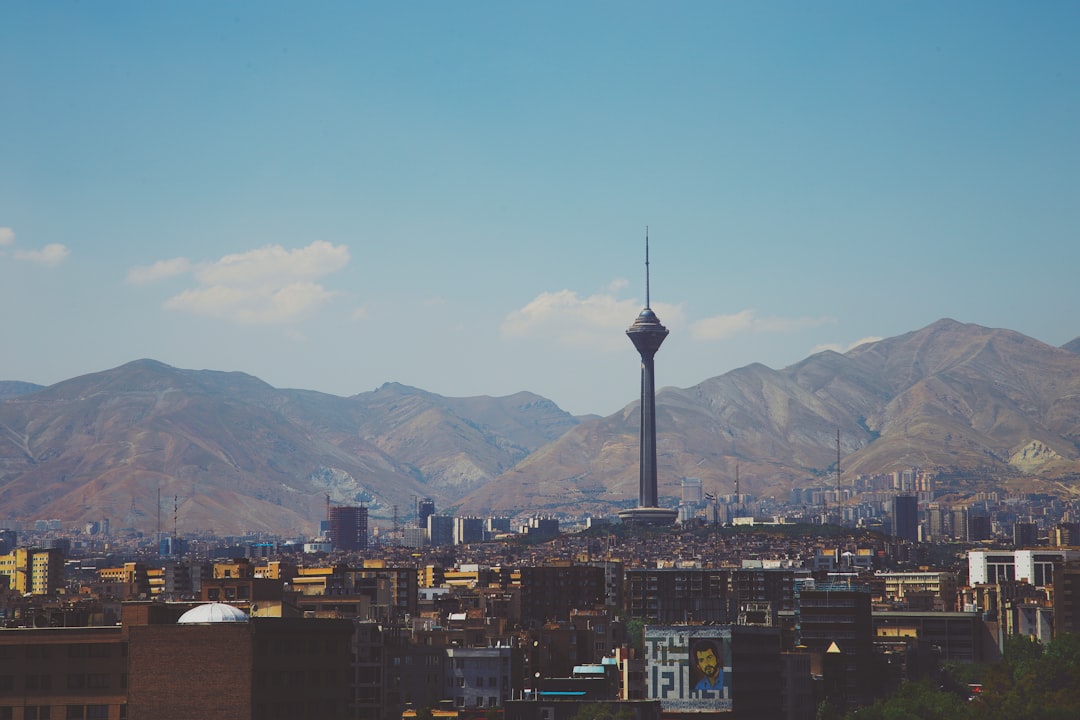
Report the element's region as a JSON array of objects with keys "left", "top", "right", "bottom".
[
  {"left": 811, "top": 336, "right": 883, "bottom": 354},
  {"left": 195, "top": 240, "right": 349, "bottom": 288},
  {"left": 0, "top": 227, "right": 13, "bottom": 246},
  {"left": 501, "top": 285, "right": 683, "bottom": 350},
  {"left": 166, "top": 281, "right": 338, "bottom": 324},
  {"left": 126, "top": 257, "right": 193, "bottom": 285},
  {"left": 690, "top": 310, "right": 833, "bottom": 341},
  {"left": 14, "top": 243, "right": 70, "bottom": 267},
  {"left": 351, "top": 306, "right": 368, "bottom": 321},
  {"left": 158, "top": 241, "right": 349, "bottom": 324}
]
